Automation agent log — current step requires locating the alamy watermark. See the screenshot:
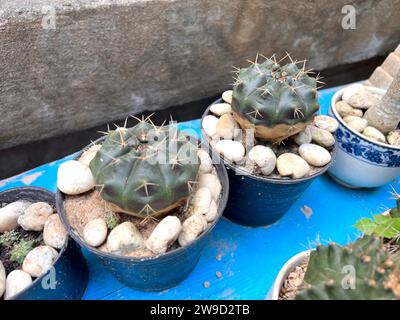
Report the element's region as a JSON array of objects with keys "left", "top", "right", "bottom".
[{"left": 341, "top": 5, "right": 356, "bottom": 30}]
